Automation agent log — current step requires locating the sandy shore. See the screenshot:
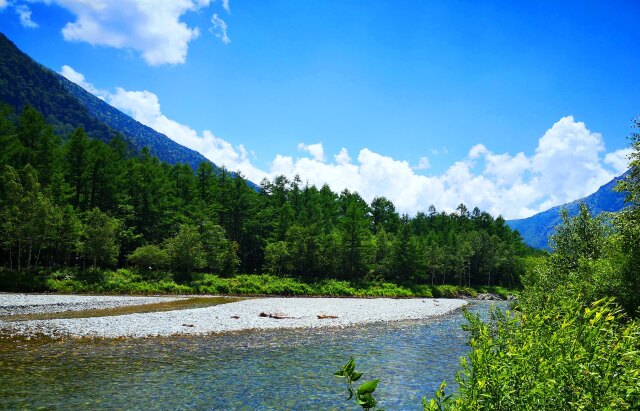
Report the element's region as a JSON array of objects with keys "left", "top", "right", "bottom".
[{"left": 0, "top": 294, "right": 468, "bottom": 339}]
